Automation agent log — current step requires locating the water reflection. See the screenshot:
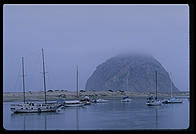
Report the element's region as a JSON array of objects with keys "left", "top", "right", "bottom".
[
  {"left": 24, "top": 116, "right": 26, "bottom": 130},
  {"left": 5, "top": 99, "right": 189, "bottom": 130},
  {"left": 155, "top": 106, "right": 158, "bottom": 128},
  {"left": 10, "top": 112, "right": 53, "bottom": 130},
  {"left": 44, "top": 114, "right": 47, "bottom": 130},
  {"left": 76, "top": 107, "right": 79, "bottom": 130}
]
